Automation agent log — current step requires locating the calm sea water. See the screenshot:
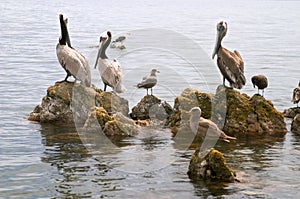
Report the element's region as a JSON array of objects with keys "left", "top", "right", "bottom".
[{"left": 1, "top": 0, "right": 300, "bottom": 198}]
